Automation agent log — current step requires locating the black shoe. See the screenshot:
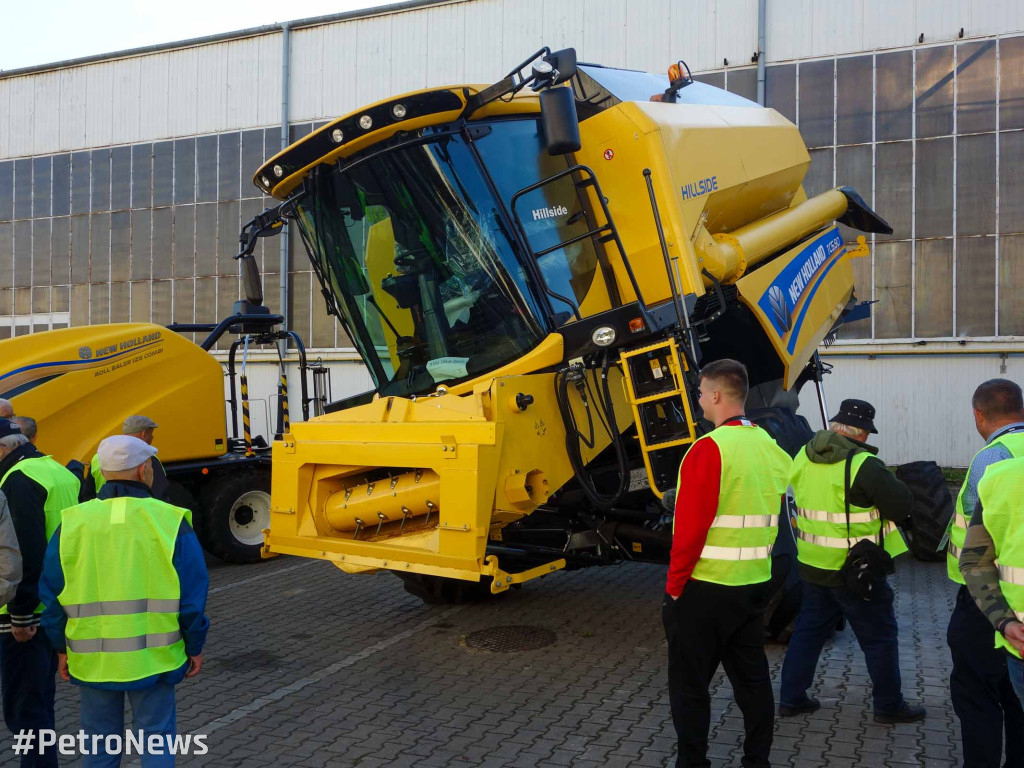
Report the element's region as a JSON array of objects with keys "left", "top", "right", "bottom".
[
  {"left": 778, "top": 698, "right": 821, "bottom": 717},
  {"left": 874, "top": 701, "right": 927, "bottom": 724}
]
